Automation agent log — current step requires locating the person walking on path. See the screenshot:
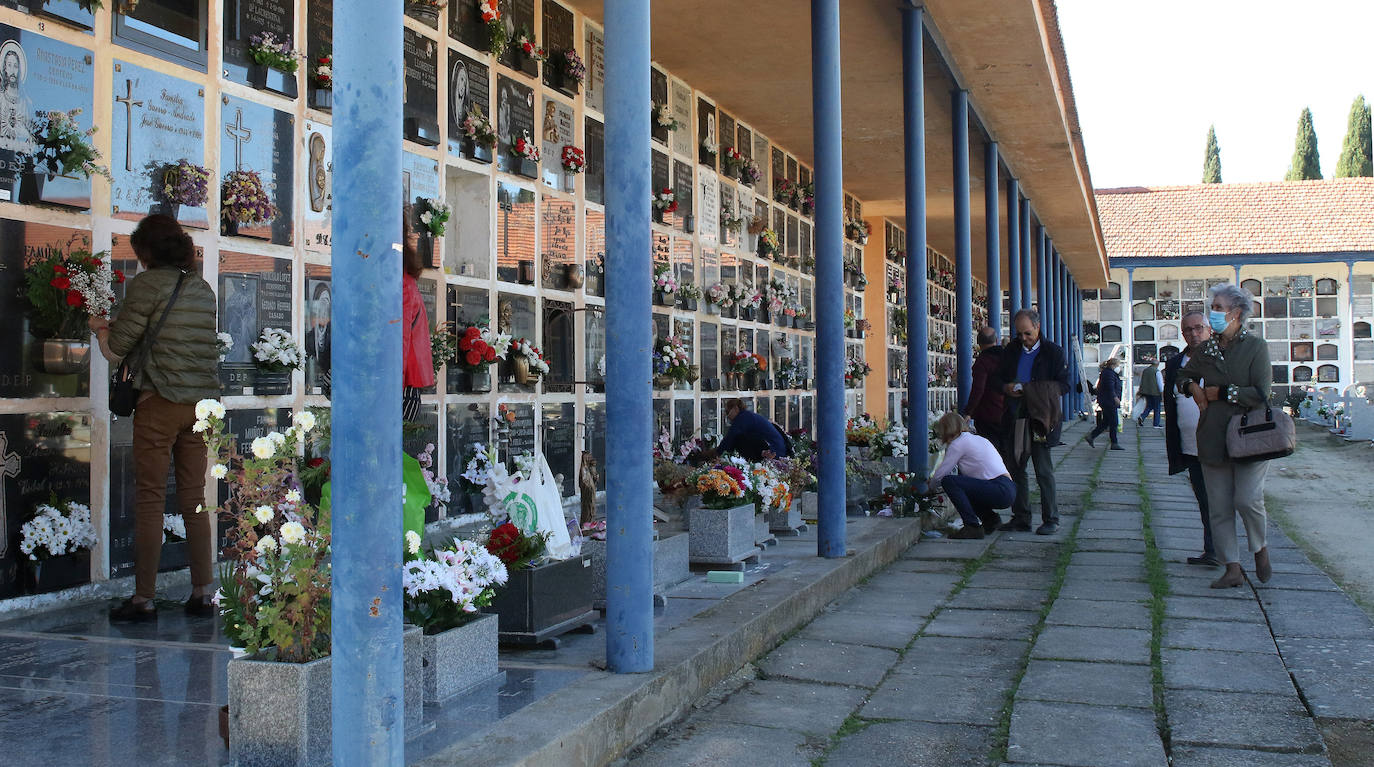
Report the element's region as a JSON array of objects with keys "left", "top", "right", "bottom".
[
  {"left": 1086, "top": 357, "right": 1124, "bottom": 450},
  {"left": 928, "top": 412, "right": 1014, "bottom": 539},
  {"left": 1137, "top": 360, "right": 1164, "bottom": 427},
  {"left": 1164, "top": 312, "right": 1219, "bottom": 566},
  {"left": 961, "top": 326, "right": 1006, "bottom": 451},
  {"left": 89, "top": 215, "right": 220, "bottom": 622},
  {"left": 996, "top": 309, "right": 1071, "bottom": 535},
  {"left": 1176, "top": 283, "right": 1274, "bottom": 589}
]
